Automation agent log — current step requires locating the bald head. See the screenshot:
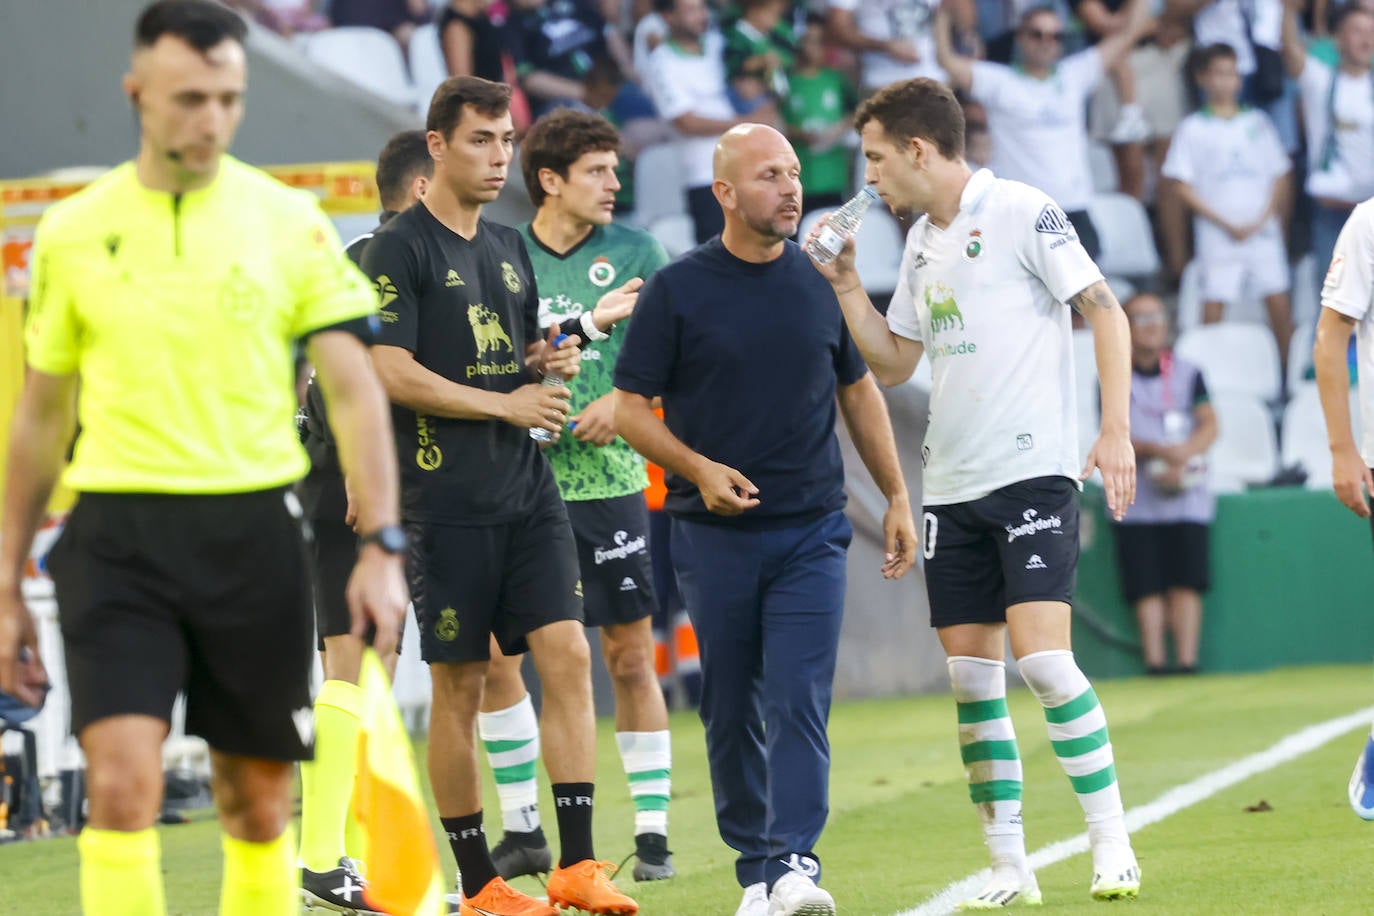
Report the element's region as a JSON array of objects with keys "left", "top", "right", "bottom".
[{"left": 714, "top": 123, "right": 794, "bottom": 183}]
